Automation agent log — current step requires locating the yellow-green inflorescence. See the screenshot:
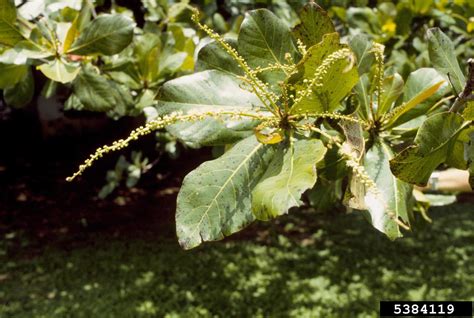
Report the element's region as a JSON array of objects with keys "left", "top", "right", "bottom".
[
  {"left": 293, "top": 48, "right": 355, "bottom": 106},
  {"left": 370, "top": 43, "right": 385, "bottom": 118},
  {"left": 66, "top": 111, "right": 270, "bottom": 181}
]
